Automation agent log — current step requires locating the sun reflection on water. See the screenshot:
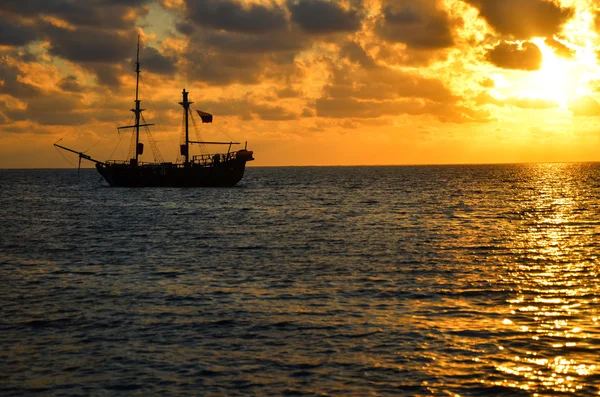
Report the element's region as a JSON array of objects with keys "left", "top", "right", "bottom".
[{"left": 493, "top": 164, "right": 600, "bottom": 395}]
